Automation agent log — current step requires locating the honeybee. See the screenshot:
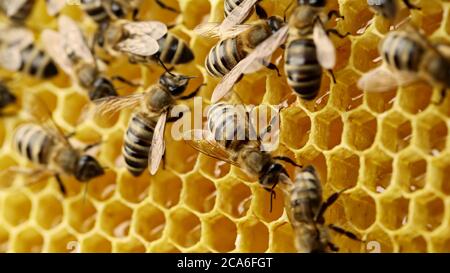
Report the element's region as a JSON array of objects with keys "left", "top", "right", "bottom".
[
  {"left": 210, "top": 1, "right": 345, "bottom": 103},
  {"left": 0, "top": 81, "right": 16, "bottom": 115},
  {"left": 95, "top": 72, "right": 201, "bottom": 176},
  {"left": 42, "top": 15, "right": 119, "bottom": 100},
  {"left": 0, "top": 0, "right": 35, "bottom": 23},
  {"left": 184, "top": 101, "right": 301, "bottom": 210},
  {"left": 282, "top": 166, "right": 361, "bottom": 252},
  {"left": 367, "top": 0, "right": 420, "bottom": 20},
  {"left": 9, "top": 95, "right": 105, "bottom": 195},
  {"left": 96, "top": 20, "right": 194, "bottom": 66},
  {"left": 0, "top": 26, "right": 58, "bottom": 79},
  {"left": 357, "top": 27, "right": 450, "bottom": 104}
]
